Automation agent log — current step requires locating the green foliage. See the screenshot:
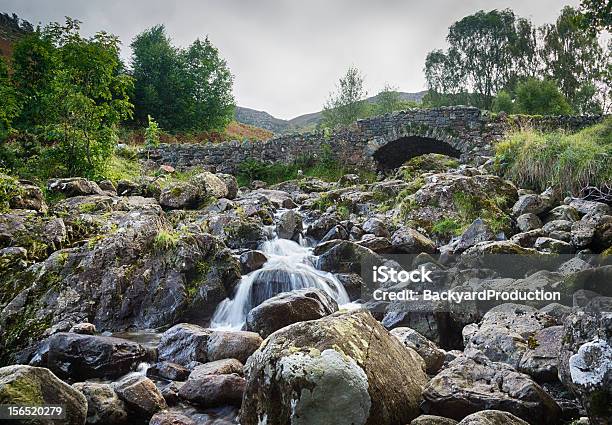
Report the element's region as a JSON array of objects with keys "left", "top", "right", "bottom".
[
  {"left": 431, "top": 218, "right": 462, "bottom": 237},
  {"left": 374, "top": 84, "right": 403, "bottom": 115},
  {"left": 99, "top": 153, "right": 142, "bottom": 183},
  {"left": 0, "top": 58, "right": 21, "bottom": 139},
  {"left": 153, "top": 229, "right": 181, "bottom": 251},
  {"left": 495, "top": 117, "right": 612, "bottom": 195},
  {"left": 321, "top": 66, "right": 368, "bottom": 128},
  {"left": 131, "top": 25, "right": 235, "bottom": 132},
  {"left": 492, "top": 90, "right": 514, "bottom": 113},
  {"left": 514, "top": 78, "right": 572, "bottom": 115},
  {"left": 578, "top": 0, "right": 611, "bottom": 34},
  {"left": 144, "top": 115, "right": 161, "bottom": 149},
  {"left": 0, "top": 171, "right": 21, "bottom": 213}
]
